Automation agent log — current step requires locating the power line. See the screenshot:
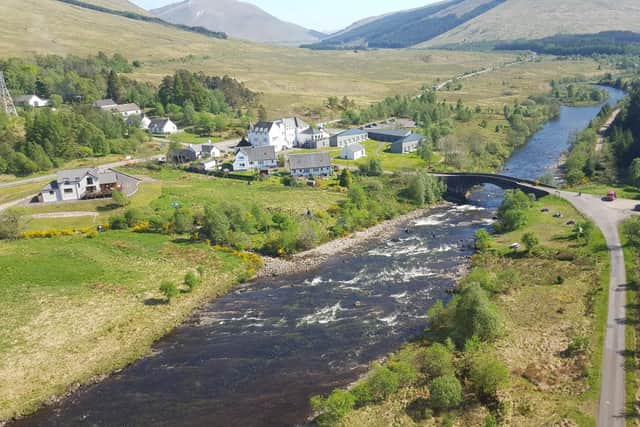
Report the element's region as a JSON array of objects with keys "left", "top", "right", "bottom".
[{"left": 0, "top": 71, "right": 18, "bottom": 117}]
